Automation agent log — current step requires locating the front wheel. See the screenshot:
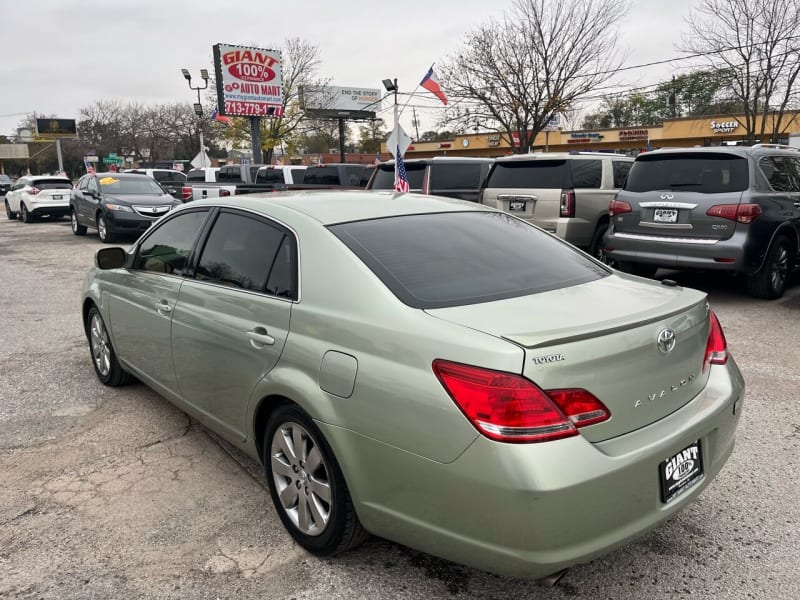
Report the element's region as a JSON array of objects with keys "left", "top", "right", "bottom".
[
  {"left": 264, "top": 404, "right": 368, "bottom": 556},
  {"left": 97, "top": 213, "right": 115, "bottom": 243},
  {"left": 86, "top": 307, "right": 133, "bottom": 386},
  {"left": 5, "top": 200, "right": 17, "bottom": 220},
  {"left": 747, "top": 236, "right": 791, "bottom": 299},
  {"left": 71, "top": 209, "right": 87, "bottom": 235}
]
